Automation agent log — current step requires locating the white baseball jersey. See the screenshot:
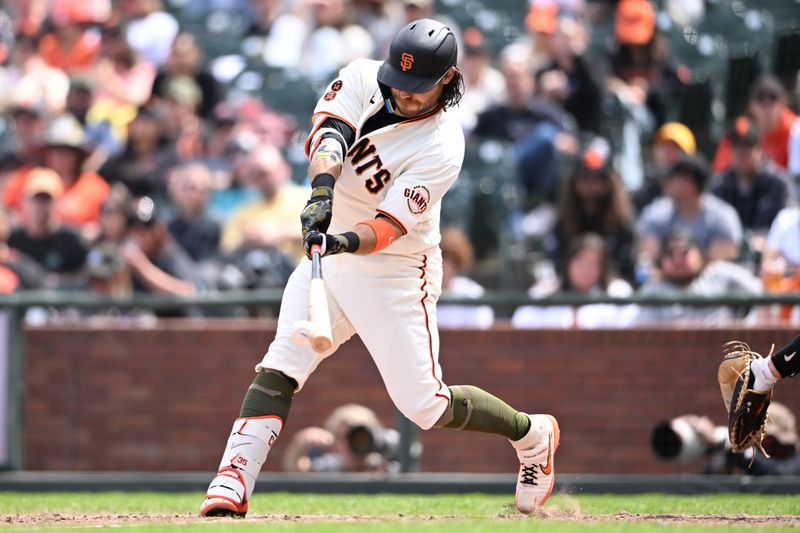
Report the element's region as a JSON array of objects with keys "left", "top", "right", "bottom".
[
  {"left": 306, "top": 58, "right": 465, "bottom": 256},
  {"left": 258, "top": 58, "right": 464, "bottom": 430}
]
